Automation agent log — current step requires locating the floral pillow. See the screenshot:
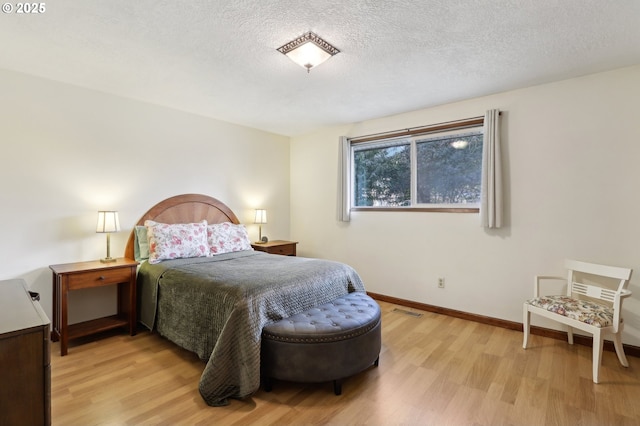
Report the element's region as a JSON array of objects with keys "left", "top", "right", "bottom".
[
  {"left": 145, "top": 220, "right": 208, "bottom": 264},
  {"left": 207, "top": 222, "right": 253, "bottom": 255}
]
